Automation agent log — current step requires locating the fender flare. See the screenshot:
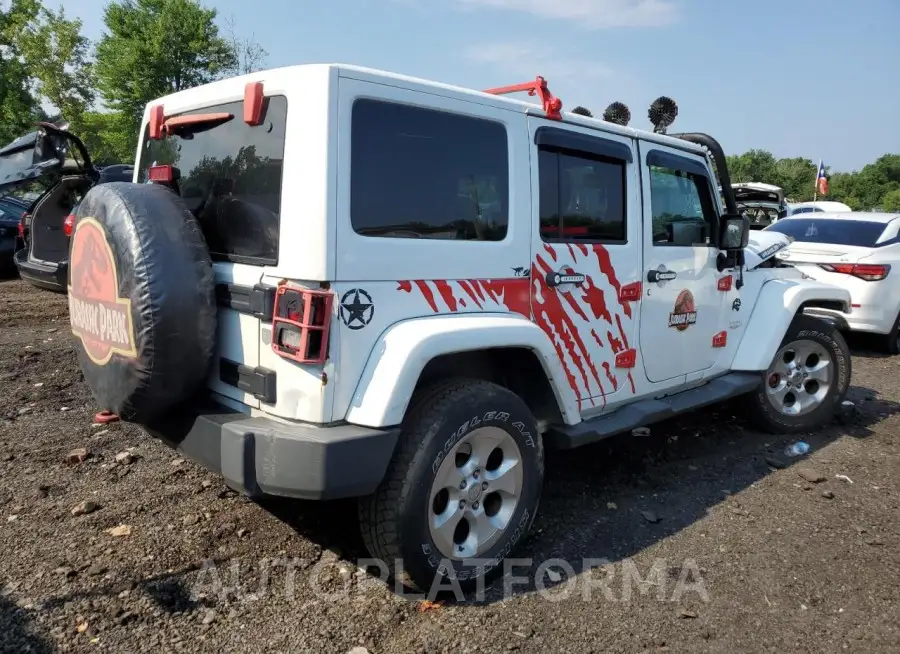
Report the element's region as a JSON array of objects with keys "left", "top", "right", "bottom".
[
  {"left": 343, "top": 313, "right": 581, "bottom": 428},
  {"left": 731, "top": 278, "right": 851, "bottom": 371}
]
